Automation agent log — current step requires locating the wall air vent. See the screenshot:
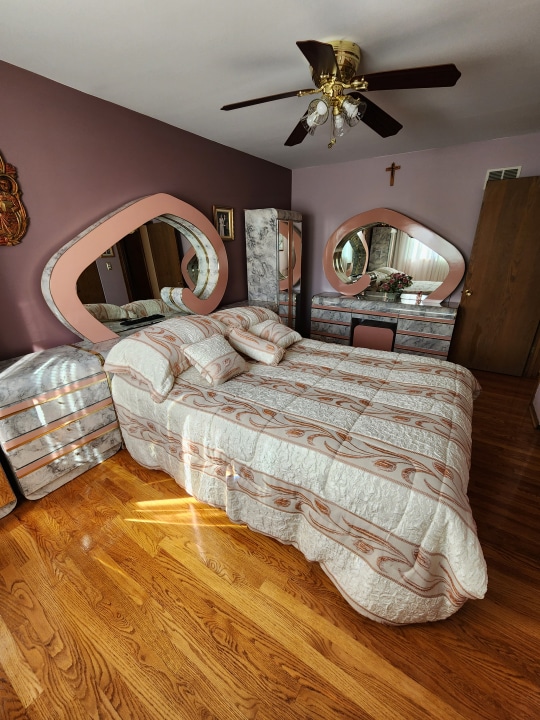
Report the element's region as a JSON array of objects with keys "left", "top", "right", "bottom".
[{"left": 484, "top": 166, "right": 521, "bottom": 188}]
